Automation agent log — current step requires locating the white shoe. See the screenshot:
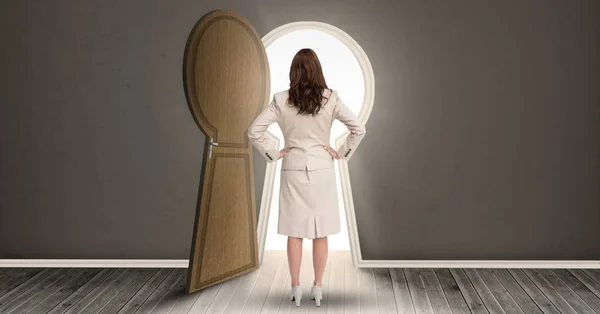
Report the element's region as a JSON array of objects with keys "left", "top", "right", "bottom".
[
  {"left": 290, "top": 285, "right": 302, "bottom": 307},
  {"left": 310, "top": 285, "right": 323, "bottom": 307}
]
